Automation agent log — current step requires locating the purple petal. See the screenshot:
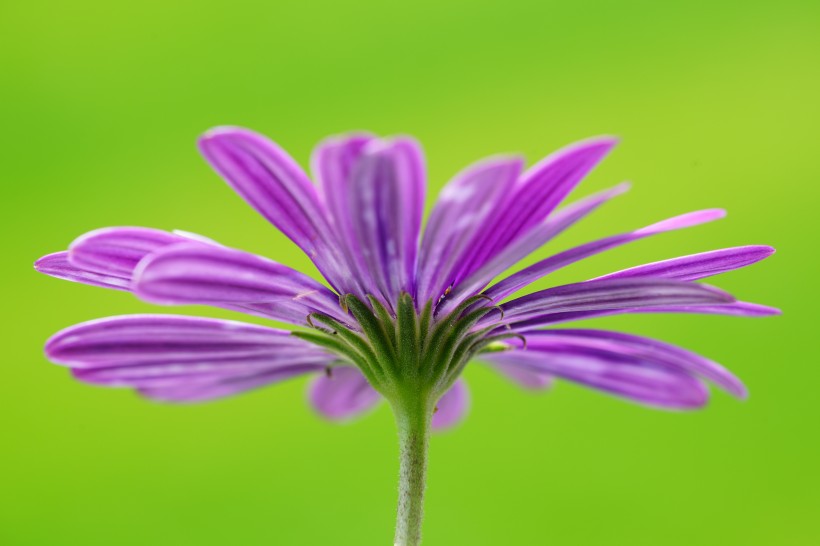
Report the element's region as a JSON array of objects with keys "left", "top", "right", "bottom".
[
  {"left": 346, "top": 137, "right": 426, "bottom": 304},
  {"left": 525, "top": 329, "right": 746, "bottom": 398},
  {"left": 132, "top": 243, "right": 346, "bottom": 321},
  {"left": 46, "top": 314, "right": 329, "bottom": 396},
  {"left": 309, "top": 366, "right": 382, "bottom": 421},
  {"left": 512, "top": 301, "right": 782, "bottom": 329},
  {"left": 198, "top": 127, "right": 353, "bottom": 293},
  {"left": 35, "top": 251, "right": 130, "bottom": 290},
  {"left": 139, "top": 364, "right": 322, "bottom": 403},
  {"left": 417, "top": 156, "right": 524, "bottom": 304},
  {"left": 311, "top": 133, "right": 379, "bottom": 296},
  {"left": 483, "top": 209, "right": 726, "bottom": 303},
  {"left": 483, "top": 338, "right": 709, "bottom": 409},
  {"left": 593, "top": 246, "right": 775, "bottom": 282},
  {"left": 432, "top": 379, "right": 469, "bottom": 430},
  {"left": 438, "top": 182, "right": 629, "bottom": 313},
  {"left": 494, "top": 278, "right": 735, "bottom": 325},
  {"left": 46, "top": 314, "right": 320, "bottom": 368},
  {"left": 69, "top": 227, "right": 188, "bottom": 277},
  {"left": 455, "top": 137, "right": 618, "bottom": 289},
  {"left": 488, "top": 361, "right": 554, "bottom": 390}
]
